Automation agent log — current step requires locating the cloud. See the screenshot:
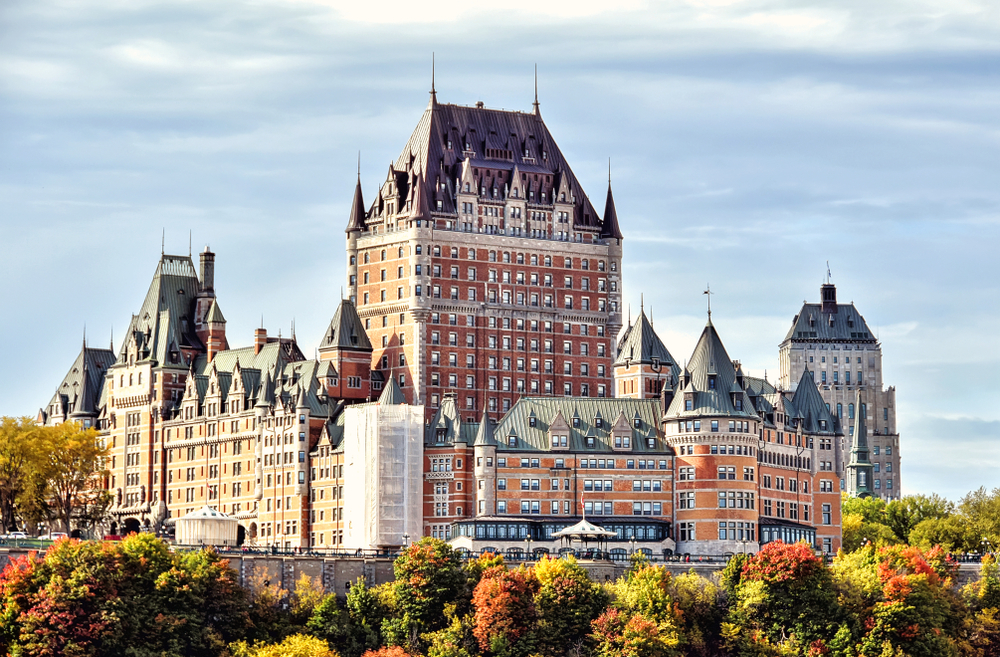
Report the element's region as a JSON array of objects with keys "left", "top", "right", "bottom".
[{"left": 1, "top": 0, "right": 999, "bottom": 500}]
